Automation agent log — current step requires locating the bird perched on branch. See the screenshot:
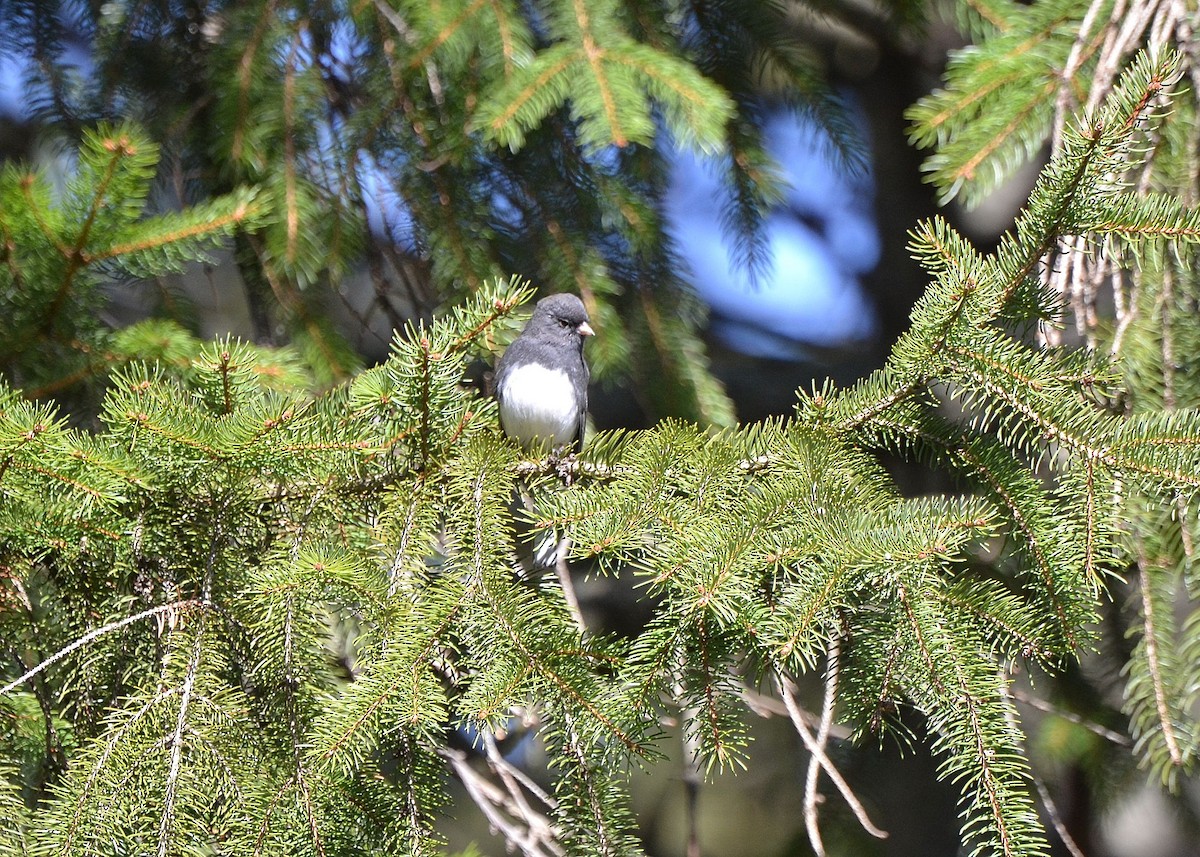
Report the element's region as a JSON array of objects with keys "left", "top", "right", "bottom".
[
  {"left": 495, "top": 293, "right": 594, "bottom": 454},
  {"left": 496, "top": 293, "right": 594, "bottom": 587}
]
